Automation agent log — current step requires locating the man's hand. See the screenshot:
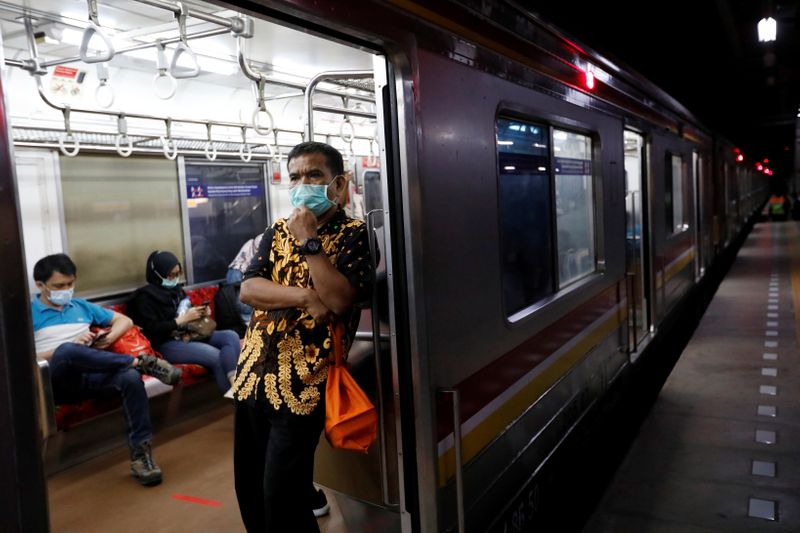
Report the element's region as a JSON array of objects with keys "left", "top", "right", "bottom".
[
  {"left": 287, "top": 207, "right": 318, "bottom": 242},
  {"left": 304, "top": 289, "right": 334, "bottom": 323},
  {"left": 92, "top": 331, "right": 112, "bottom": 350},
  {"left": 73, "top": 331, "right": 95, "bottom": 346}
]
